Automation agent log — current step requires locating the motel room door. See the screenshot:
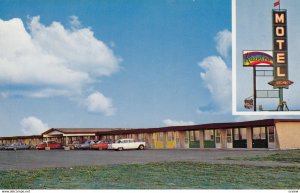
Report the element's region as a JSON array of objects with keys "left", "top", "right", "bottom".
[
  {"left": 268, "top": 126, "right": 276, "bottom": 149},
  {"left": 252, "top": 127, "right": 268, "bottom": 148},
  {"left": 233, "top": 128, "right": 247, "bottom": 148},
  {"left": 226, "top": 129, "right": 233, "bottom": 148},
  {"left": 215, "top": 129, "right": 221, "bottom": 148}
]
